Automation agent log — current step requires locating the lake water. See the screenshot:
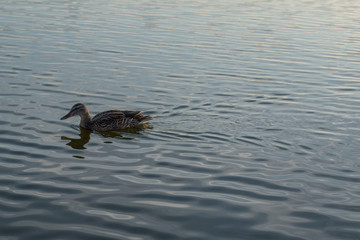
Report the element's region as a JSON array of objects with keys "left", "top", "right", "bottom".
[{"left": 1, "top": 0, "right": 360, "bottom": 239}]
